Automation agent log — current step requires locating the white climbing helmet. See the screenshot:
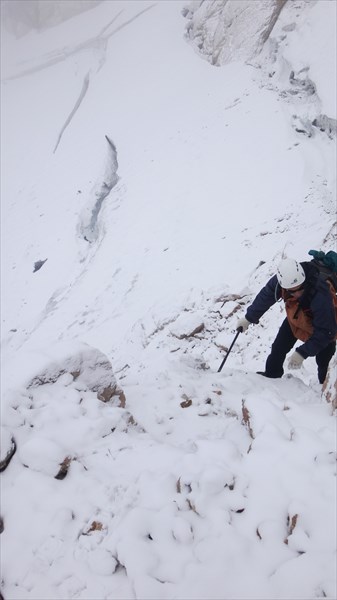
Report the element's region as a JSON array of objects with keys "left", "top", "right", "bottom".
[{"left": 276, "top": 258, "right": 305, "bottom": 289}]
